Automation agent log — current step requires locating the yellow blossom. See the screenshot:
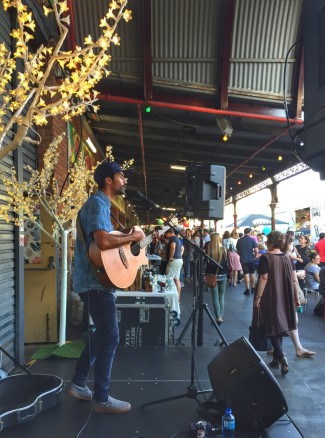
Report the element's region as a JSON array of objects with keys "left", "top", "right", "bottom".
[
  {"left": 10, "top": 29, "right": 21, "bottom": 39},
  {"left": 43, "top": 6, "right": 53, "bottom": 16},
  {"left": 33, "top": 113, "right": 47, "bottom": 125},
  {"left": 25, "top": 21, "right": 36, "bottom": 32},
  {"left": 123, "top": 9, "right": 132, "bottom": 22},
  {"left": 112, "top": 34, "right": 121, "bottom": 45},
  {"left": 58, "top": 1, "right": 69, "bottom": 14},
  {"left": 37, "top": 98, "right": 46, "bottom": 107},
  {"left": 84, "top": 35, "right": 93, "bottom": 45}
]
